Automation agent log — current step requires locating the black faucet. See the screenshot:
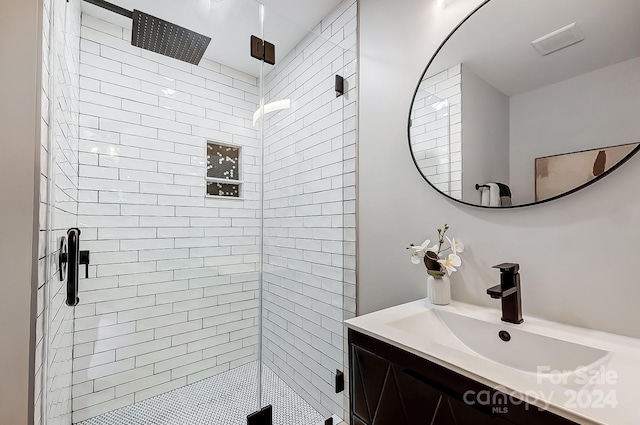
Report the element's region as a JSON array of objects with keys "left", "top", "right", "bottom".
[{"left": 487, "top": 263, "right": 523, "bottom": 324}]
